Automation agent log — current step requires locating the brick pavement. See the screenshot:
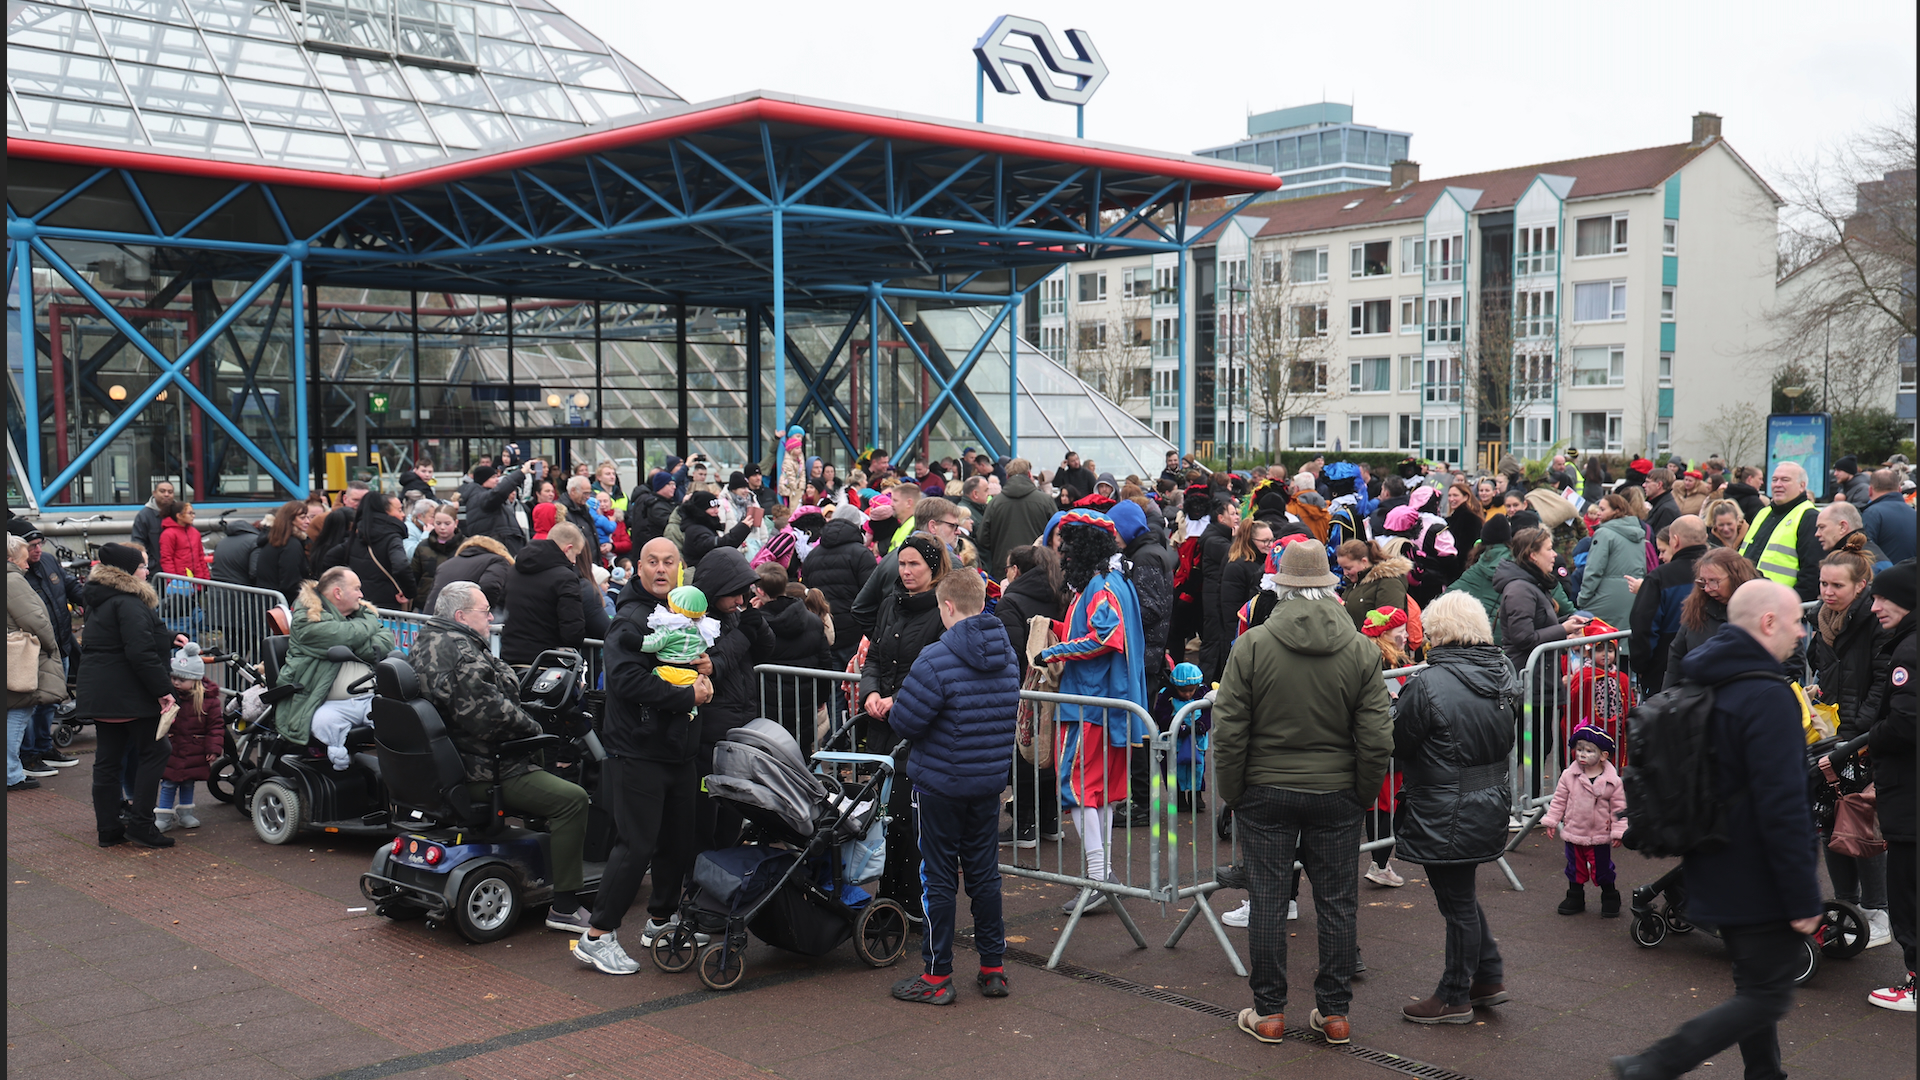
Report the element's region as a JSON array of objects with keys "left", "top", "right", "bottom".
[{"left": 7, "top": 752, "right": 1914, "bottom": 1080}]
